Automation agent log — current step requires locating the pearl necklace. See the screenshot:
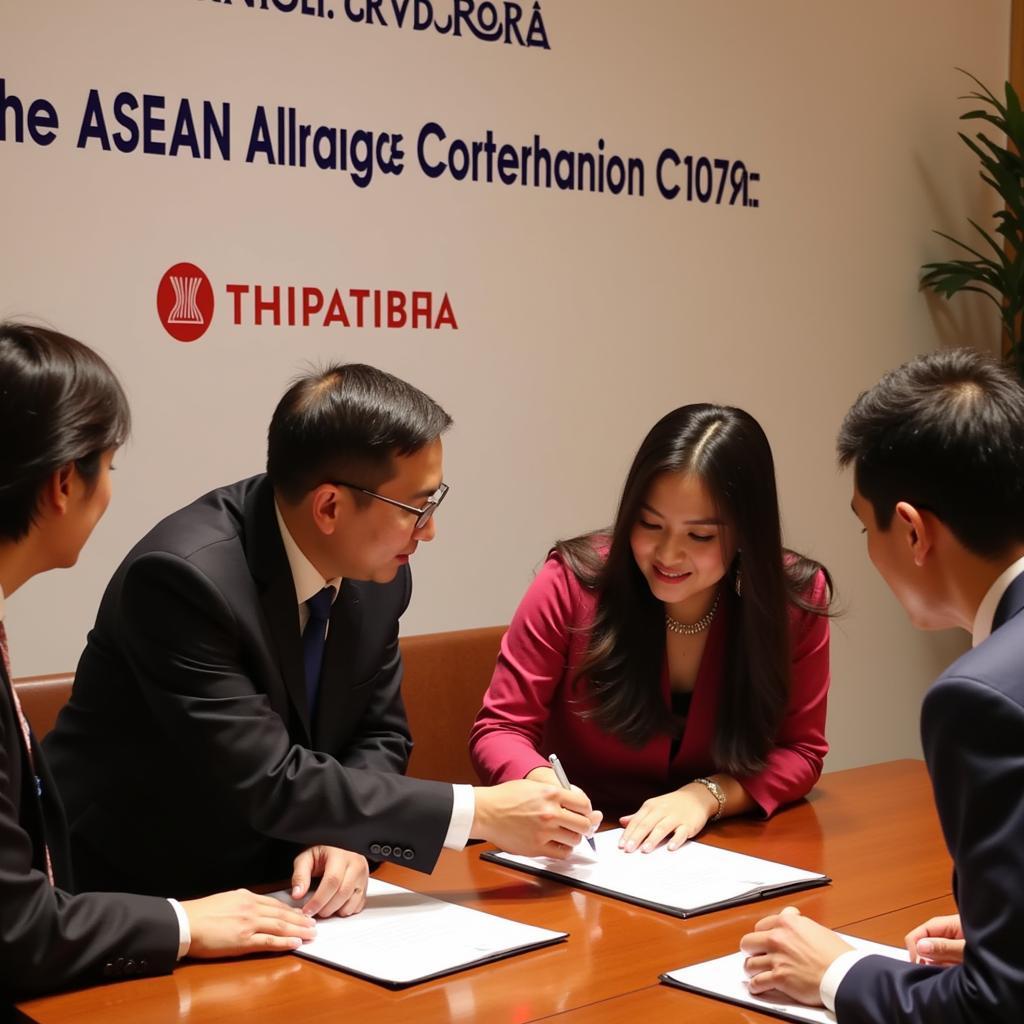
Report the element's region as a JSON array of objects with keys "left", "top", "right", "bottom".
[{"left": 665, "top": 591, "right": 720, "bottom": 636}]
